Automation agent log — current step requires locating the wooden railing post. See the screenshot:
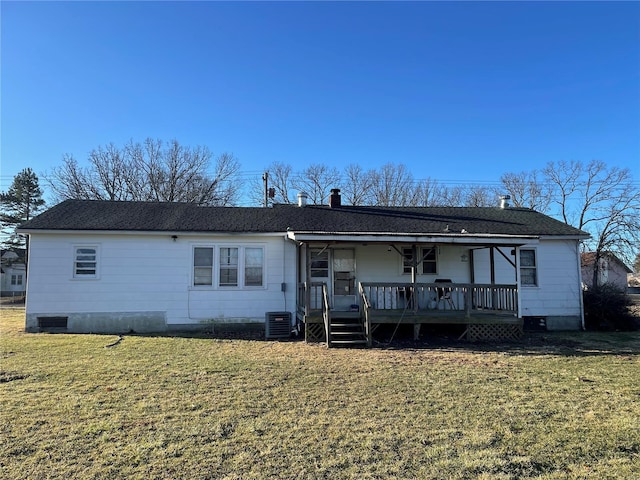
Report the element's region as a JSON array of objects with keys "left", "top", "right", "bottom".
[{"left": 465, "top": 286, "right": 472, "bottom": 318}]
